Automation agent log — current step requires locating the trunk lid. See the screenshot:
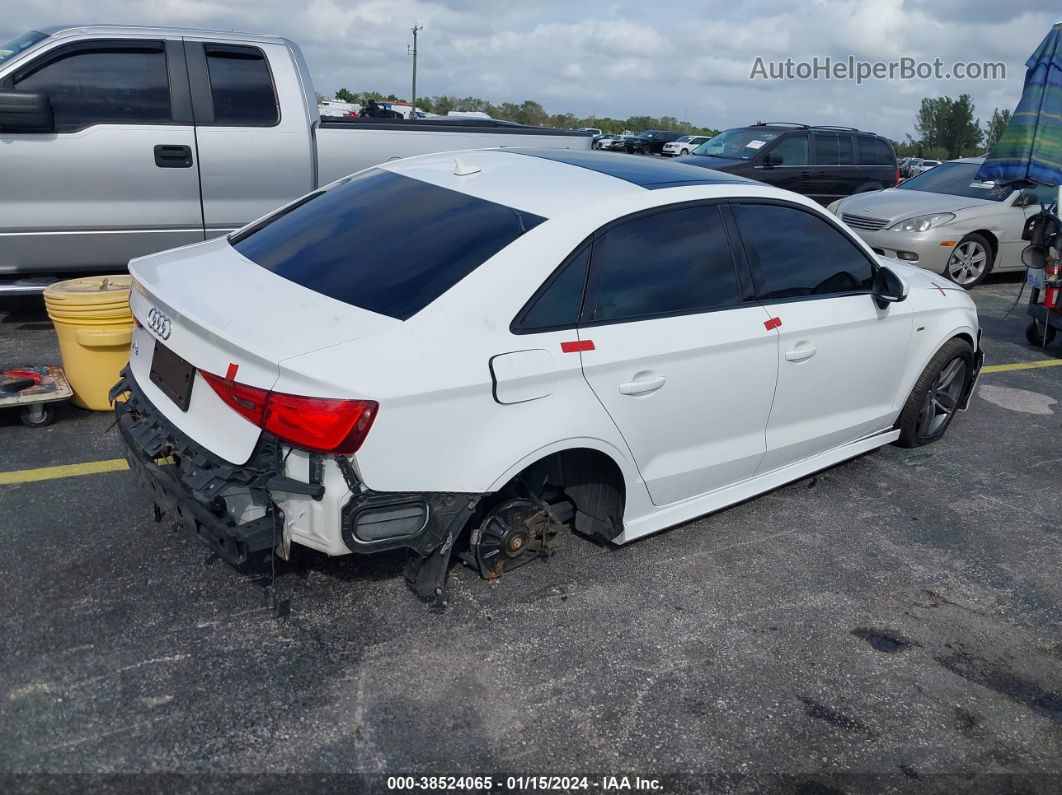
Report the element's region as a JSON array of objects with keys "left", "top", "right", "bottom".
[{"left": 127, "top": 237, "right": 400, "bottom": 463}]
